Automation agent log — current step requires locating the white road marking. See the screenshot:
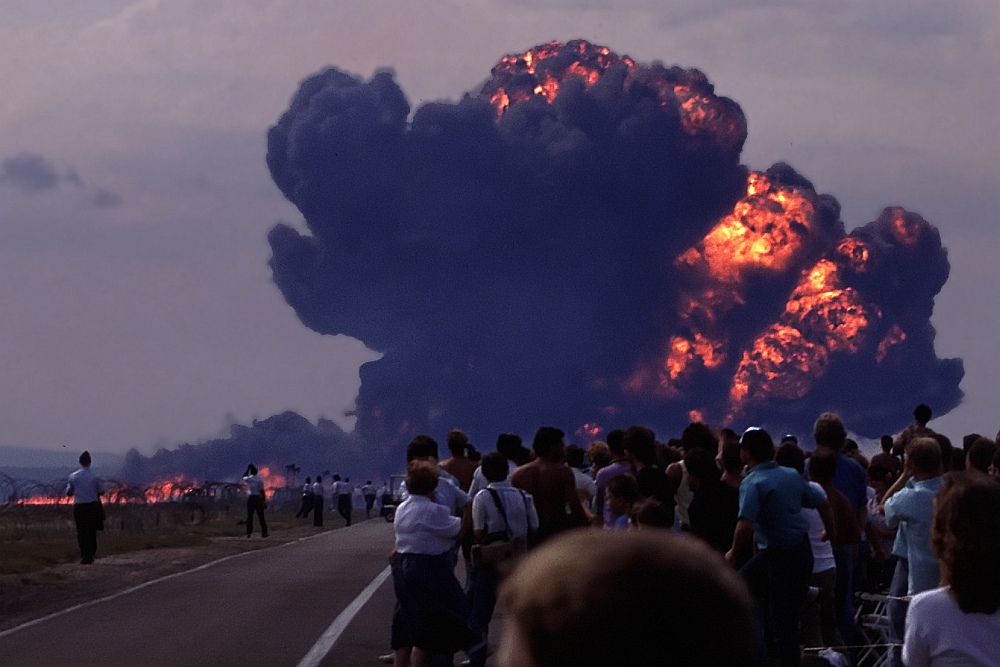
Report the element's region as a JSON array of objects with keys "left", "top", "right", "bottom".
[
  {"left": 0, "top": 530, "right": 329, "bottom": 639},
  {"left": 296, "top": 565, "right": 393, "bottom": 667}
]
